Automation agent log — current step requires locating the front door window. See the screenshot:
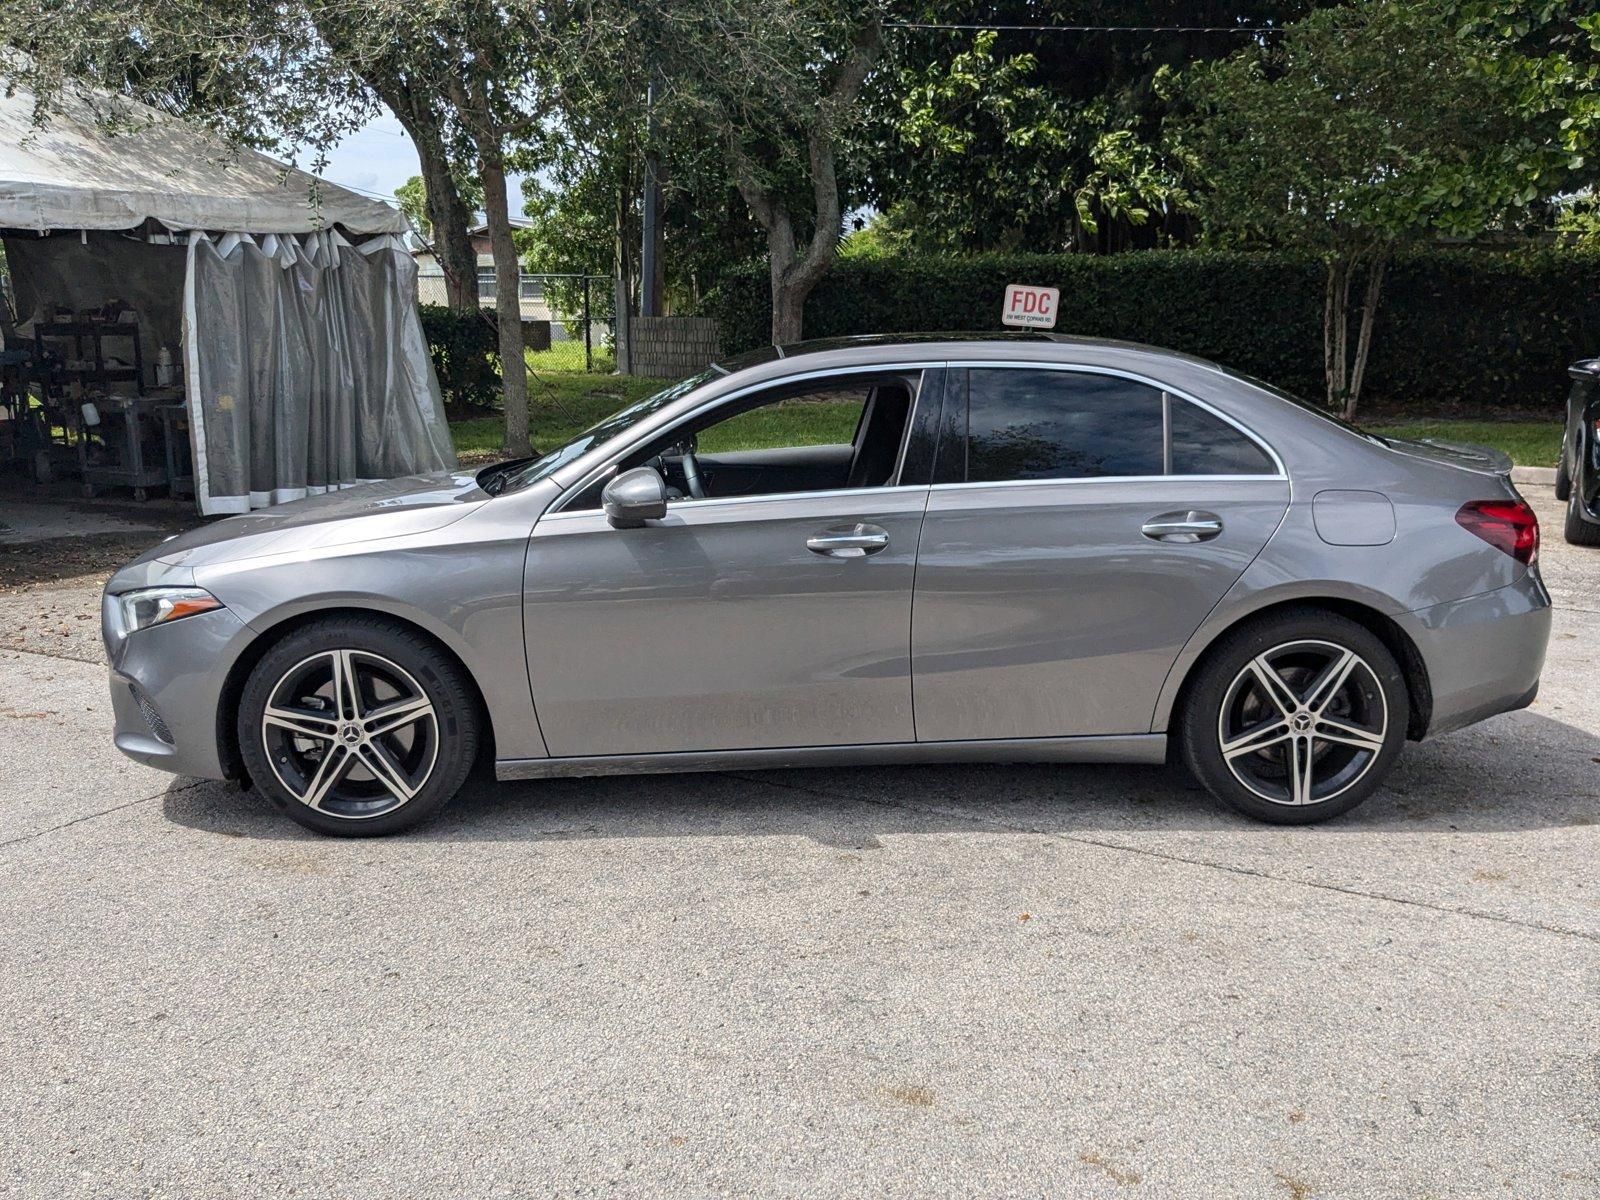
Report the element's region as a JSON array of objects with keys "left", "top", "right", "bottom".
[{"left": 560, "top": 371, "right": 928, "bottom": 510}]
